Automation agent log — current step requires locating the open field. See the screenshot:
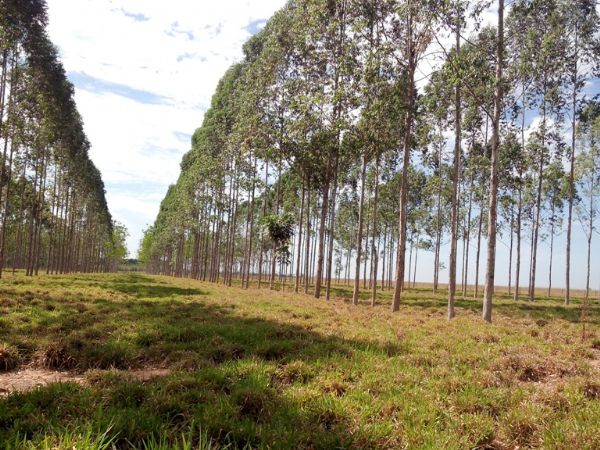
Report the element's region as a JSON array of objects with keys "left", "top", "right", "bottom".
[{"left": 1, "top": 273, "right": 600, "bottom": 449}]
